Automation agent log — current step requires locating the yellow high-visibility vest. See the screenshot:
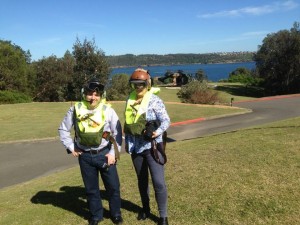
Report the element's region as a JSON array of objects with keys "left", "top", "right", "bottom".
[
  {"left": 74, "top": 101, "right": 110, "bottom": 146},
  {"left": 124, "top": 87, "right": 160, "bottom": 135},
  {"left": 125, "top": 90, "right": 152, "bottom": 124}
]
